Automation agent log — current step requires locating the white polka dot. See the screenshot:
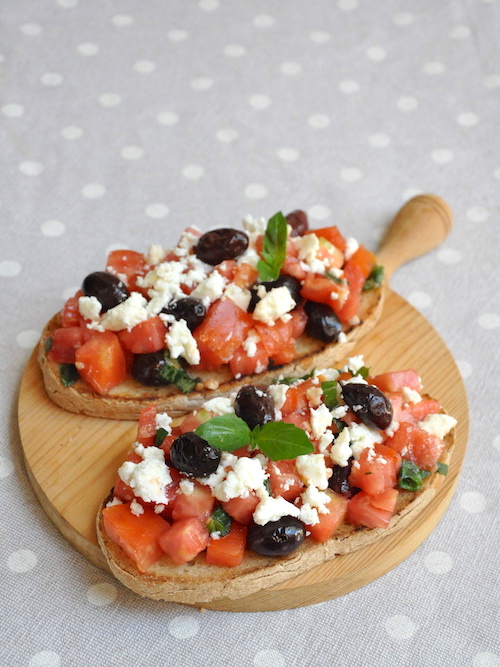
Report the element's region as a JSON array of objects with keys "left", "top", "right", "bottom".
[
  {"left": 393, "top": 12, "right": 415, "bottom": 26},
  {"left": 77, "top": 42, "right": 99, "bottom": 56},
  {"left": 457, "top": 360, "right": 472, "bottom": 378},
  {"left": 61, "top": 125, "right": 83, "bottom": 140},
  {"left": 450, "top": 25, "right": 471, "bottom": 40},
  {"left": 168, "top": 29, "right": 188, "bottom": 42},
  {"left": 29, "top": 652, "right": 61, "bottom": 667},
  {"left": 493, "top": 436, "right": 500, "bottom": 453},
  {"left": 473, "top": 653, "right": 500, "bottom": 667},
  {"left": 338, "top": 0, "right": 358, "bottom": 11},
  {"left": 0, "top": 260, "right": 21, "bottom": 277},
  {"left": 340, "top": 167, "right": 363, "bottom": 182},
  {"left": 369, "top": 132, "right": 391, "bottom": 147},
  {"left": 2, "top": 103, "right": 24, "bottom": 117},
  {"left": 7, "top": 549, "right": 38, "bottom": 573},
  {"left": 224, "top": 44, "right": 246, "bottom": 57},
  {"left": 467, "top": 206, "right": 490, "bottom": 222},
  {"left": 423, "top": 61, "right": 446, "bottom": 75},
  {"left": 99, "top": 93, "right": 121, "bottom": 107},
  {"left": 280, "top": 62, "right": 303, "bottom": 75},
  {"left": 402, "top": 187, "right": 423, "bottom": 200},
  {"left": 397, "top": 96, "right": 418, "bottom": 112},
  {"left": 82, "top": 183, "right": 106, "bottom": 199},
  {"left": 21, "top": 23, "right": 42, "bottom": 36},
  {"left": 384, "top": 614, "right": 417, "bottom": 639},
  {"left": 134, "top": 60, "right": 156, "bottom": 74},
  {"left": 484, "top": 74, "right": 500, "bottom": 89},
  {"left": 310, "top": 31, "right": 331, "bottom": 43},
  {"left": 62, "top": 286, "right": 78, "bottom": 300},
  {"left": 253, "top": 14, "right": 275, "bottom": 28},
  {"left": 308, "top": 113, "right": 331, "bottom": 129},
  {"left": 366, "top": 46, "right": 386, "bottom": 61},
  {"left": 308, "top": 205, "right": 331, "bottom": 221},
  {"left": 478, "top": 313, "right": 500, "bottom": 329},
  {"left": 245, "top": 184, "right": 268, "bottom": 200},
  {"left": 20, "top": 161, "right": 44, "bottom": 176},
  {"left": 254, "top": 649, "right": 286, "bottom": 667},
  {"left": 339, "top": 79, "right": 360, "bottom": 94},
  {"left": 120, "top": 146, "right": 144, "bottom": 160},
  {"left": 424, "top": 550, "right": 453, "bottom": 575},
  {"left": 168, "top": 615, "right": 200, "bottom": 639},
  {"left": 437, "top": 248, "right": 461, "bottom": 264},
  {"left": 0, "top": 456, "right": 14, "bottom": 478},
  {"left": 277, "top": 147, "right": 300, "bottom": 162},
  {"left": 112, "top": 14, "right": 134, "bottom": 27},
  {"left": 408, "top": 291, "right": 432, "bottom": 309},
  {"left": 494, "top": 167, "right": 500, "bottom": 181},
  {"left": 216, "top": 128, "right": 238, "bottom": 143},
  {"left": 460, "top": 491, "right": 486, "bottom": 513},
  {"left": 145, "top": 203, "right": 169, "bottom": 219},
  {"left": 191, "top": 77, "right": 213, "bottom": 91},
  {"left": 41, "top": 72, "right": 63, "bottom": 87},
  {"left": 41, "top": 220, "right": 65, "bottom": 237},
  {"left": 457, "top": 112, "right": 479, "bottom": 127},
  {"left": 431, "top": 149, "right": 454, "bottom": 164},
  {"left": 0, "top": 54, "right": 4, "bottom": 63},
  {"left": 57, "top": 0, "right": 78, "bottom": 6},
  {"left": 16, "top": 330, "right": 40, "bottom": 348},
  {"left": 182, "top": 164, "right": 205, "bottom": 180},
  {"left": 87, "top": 582, "right": 118, "bottom": 606},
  {"left": 157, "top": 111, "right": 179, "bottom": 126},
  {"left": 199, "top": 0, "right": 219, "bottom": 10},
  {"left": 249, "top": 94, "right": 271, "bottom": 110}
]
